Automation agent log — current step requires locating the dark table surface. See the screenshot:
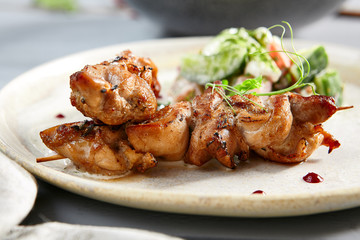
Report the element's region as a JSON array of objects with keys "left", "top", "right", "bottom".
[{"left": 1, "top": 1, "right": 360, "bottom": 239}]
